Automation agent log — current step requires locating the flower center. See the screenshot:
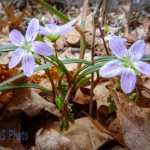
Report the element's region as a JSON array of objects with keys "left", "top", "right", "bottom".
[
  {"left": 121, "top": 56, "right": 133, "bottom": 68},
  {"left": 22, "top": 39, "right": 32, "bottom": 53}
]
